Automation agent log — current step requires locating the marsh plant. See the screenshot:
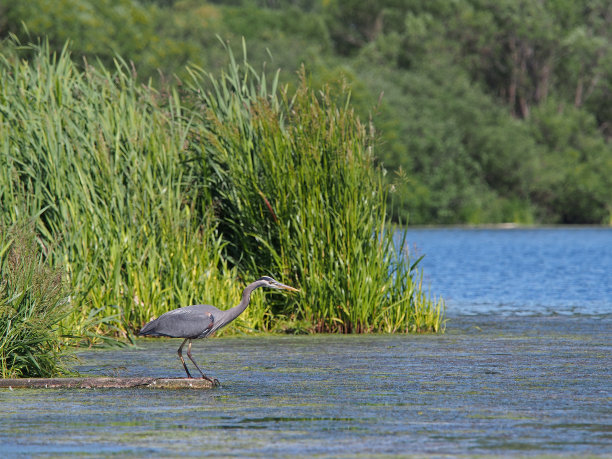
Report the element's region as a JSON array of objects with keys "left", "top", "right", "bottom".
[
  {"left": 0, "top": 41, "right": 250, "bottom": 341},
  {"left": 0, "top": 40, "right": 443, "bottom": 343},
  {"left": 0, "top": 226, "right": 72, "bottom": 377},
  {"left": 187, "top": 43, "right": 444, "bottom": 332}
]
